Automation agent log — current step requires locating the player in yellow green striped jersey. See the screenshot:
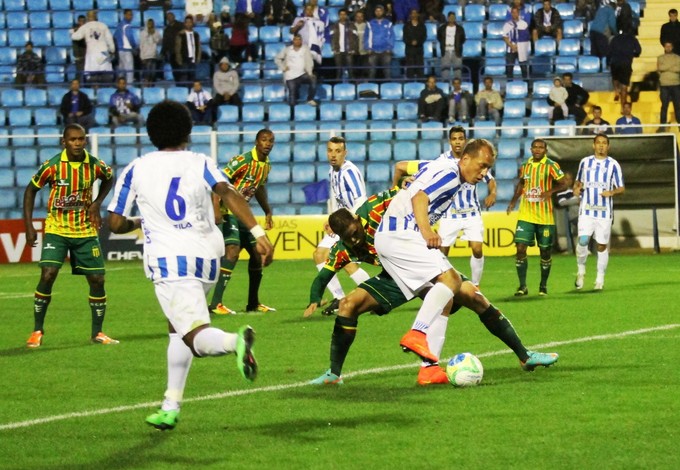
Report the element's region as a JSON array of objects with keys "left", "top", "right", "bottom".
[
  {"left": 209, "top": 129, "right": 276, "bottom": 314},
  {"left": 23, "top": 124, "right": 118, "bottom": 348},
  {"left": 506, "top": 138, "right": 566, "bottom": 297}
]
